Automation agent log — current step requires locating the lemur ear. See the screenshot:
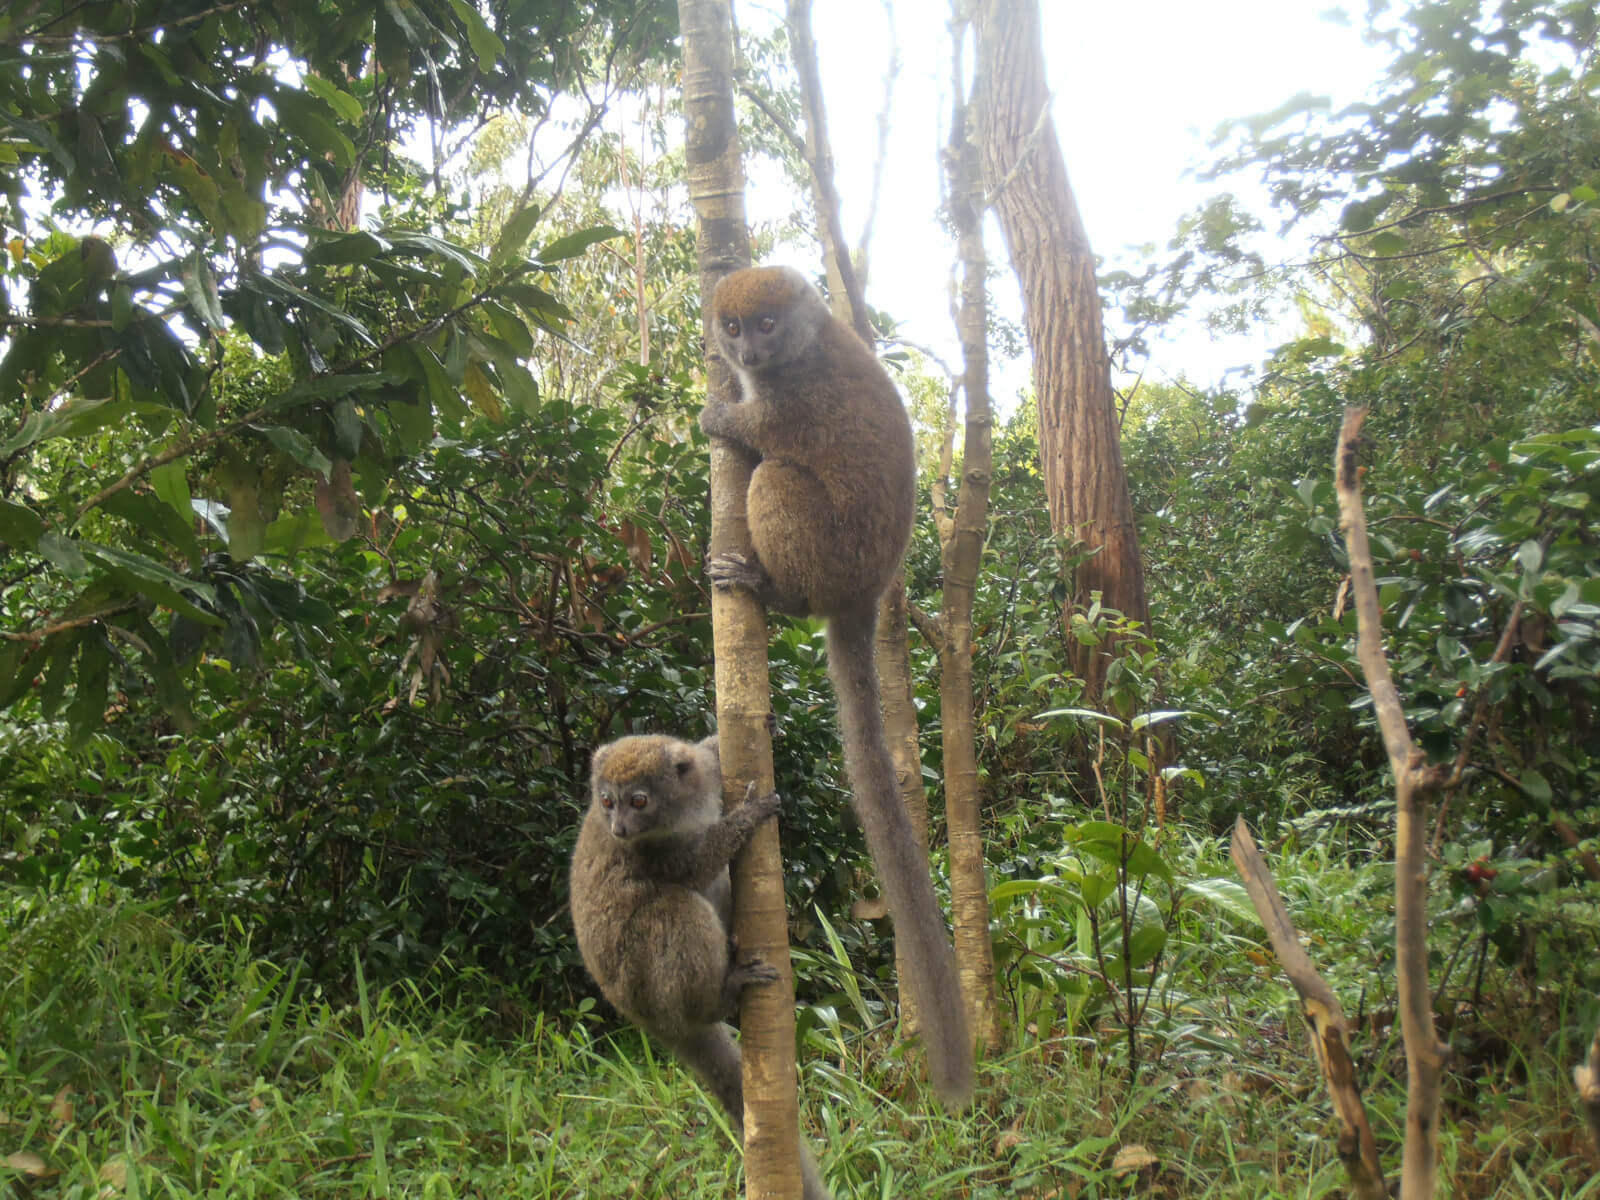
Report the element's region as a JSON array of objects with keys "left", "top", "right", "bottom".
[{"left": 675, "top": 754, "right": 694, "bottom": 777}]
